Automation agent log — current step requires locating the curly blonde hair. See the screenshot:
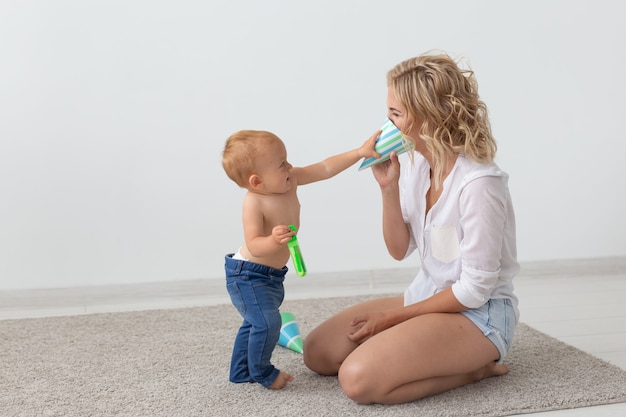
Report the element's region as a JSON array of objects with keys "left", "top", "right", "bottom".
[{"left": 387, "top": 52, "right": 496, "bottom": 189}]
